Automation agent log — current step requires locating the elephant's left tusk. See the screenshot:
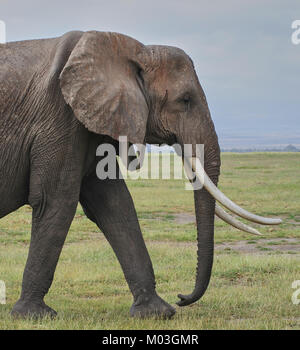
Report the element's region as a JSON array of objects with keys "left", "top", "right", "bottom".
[
  {"left": 186, "top": 157, "right": 282, "bottom": 226},
  {"left": 215, "top": 204, "right": 262, "bottom": 235}
]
